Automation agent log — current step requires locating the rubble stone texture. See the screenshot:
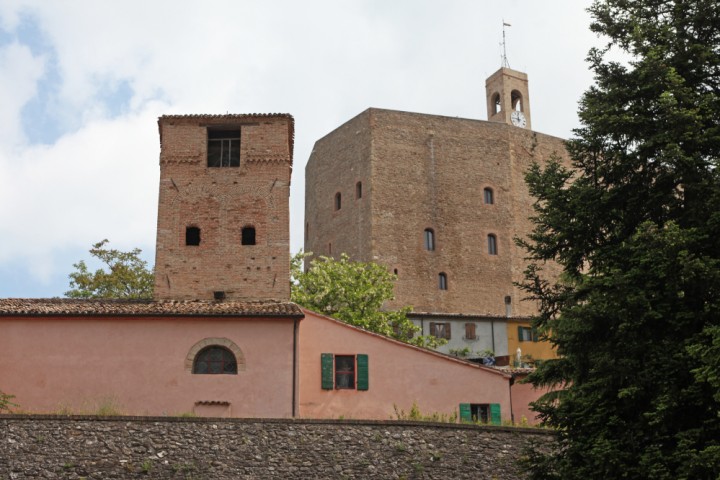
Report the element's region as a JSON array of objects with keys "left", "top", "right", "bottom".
[{"left": 0, "top": 416, "right": 554, "bottom": 479}]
